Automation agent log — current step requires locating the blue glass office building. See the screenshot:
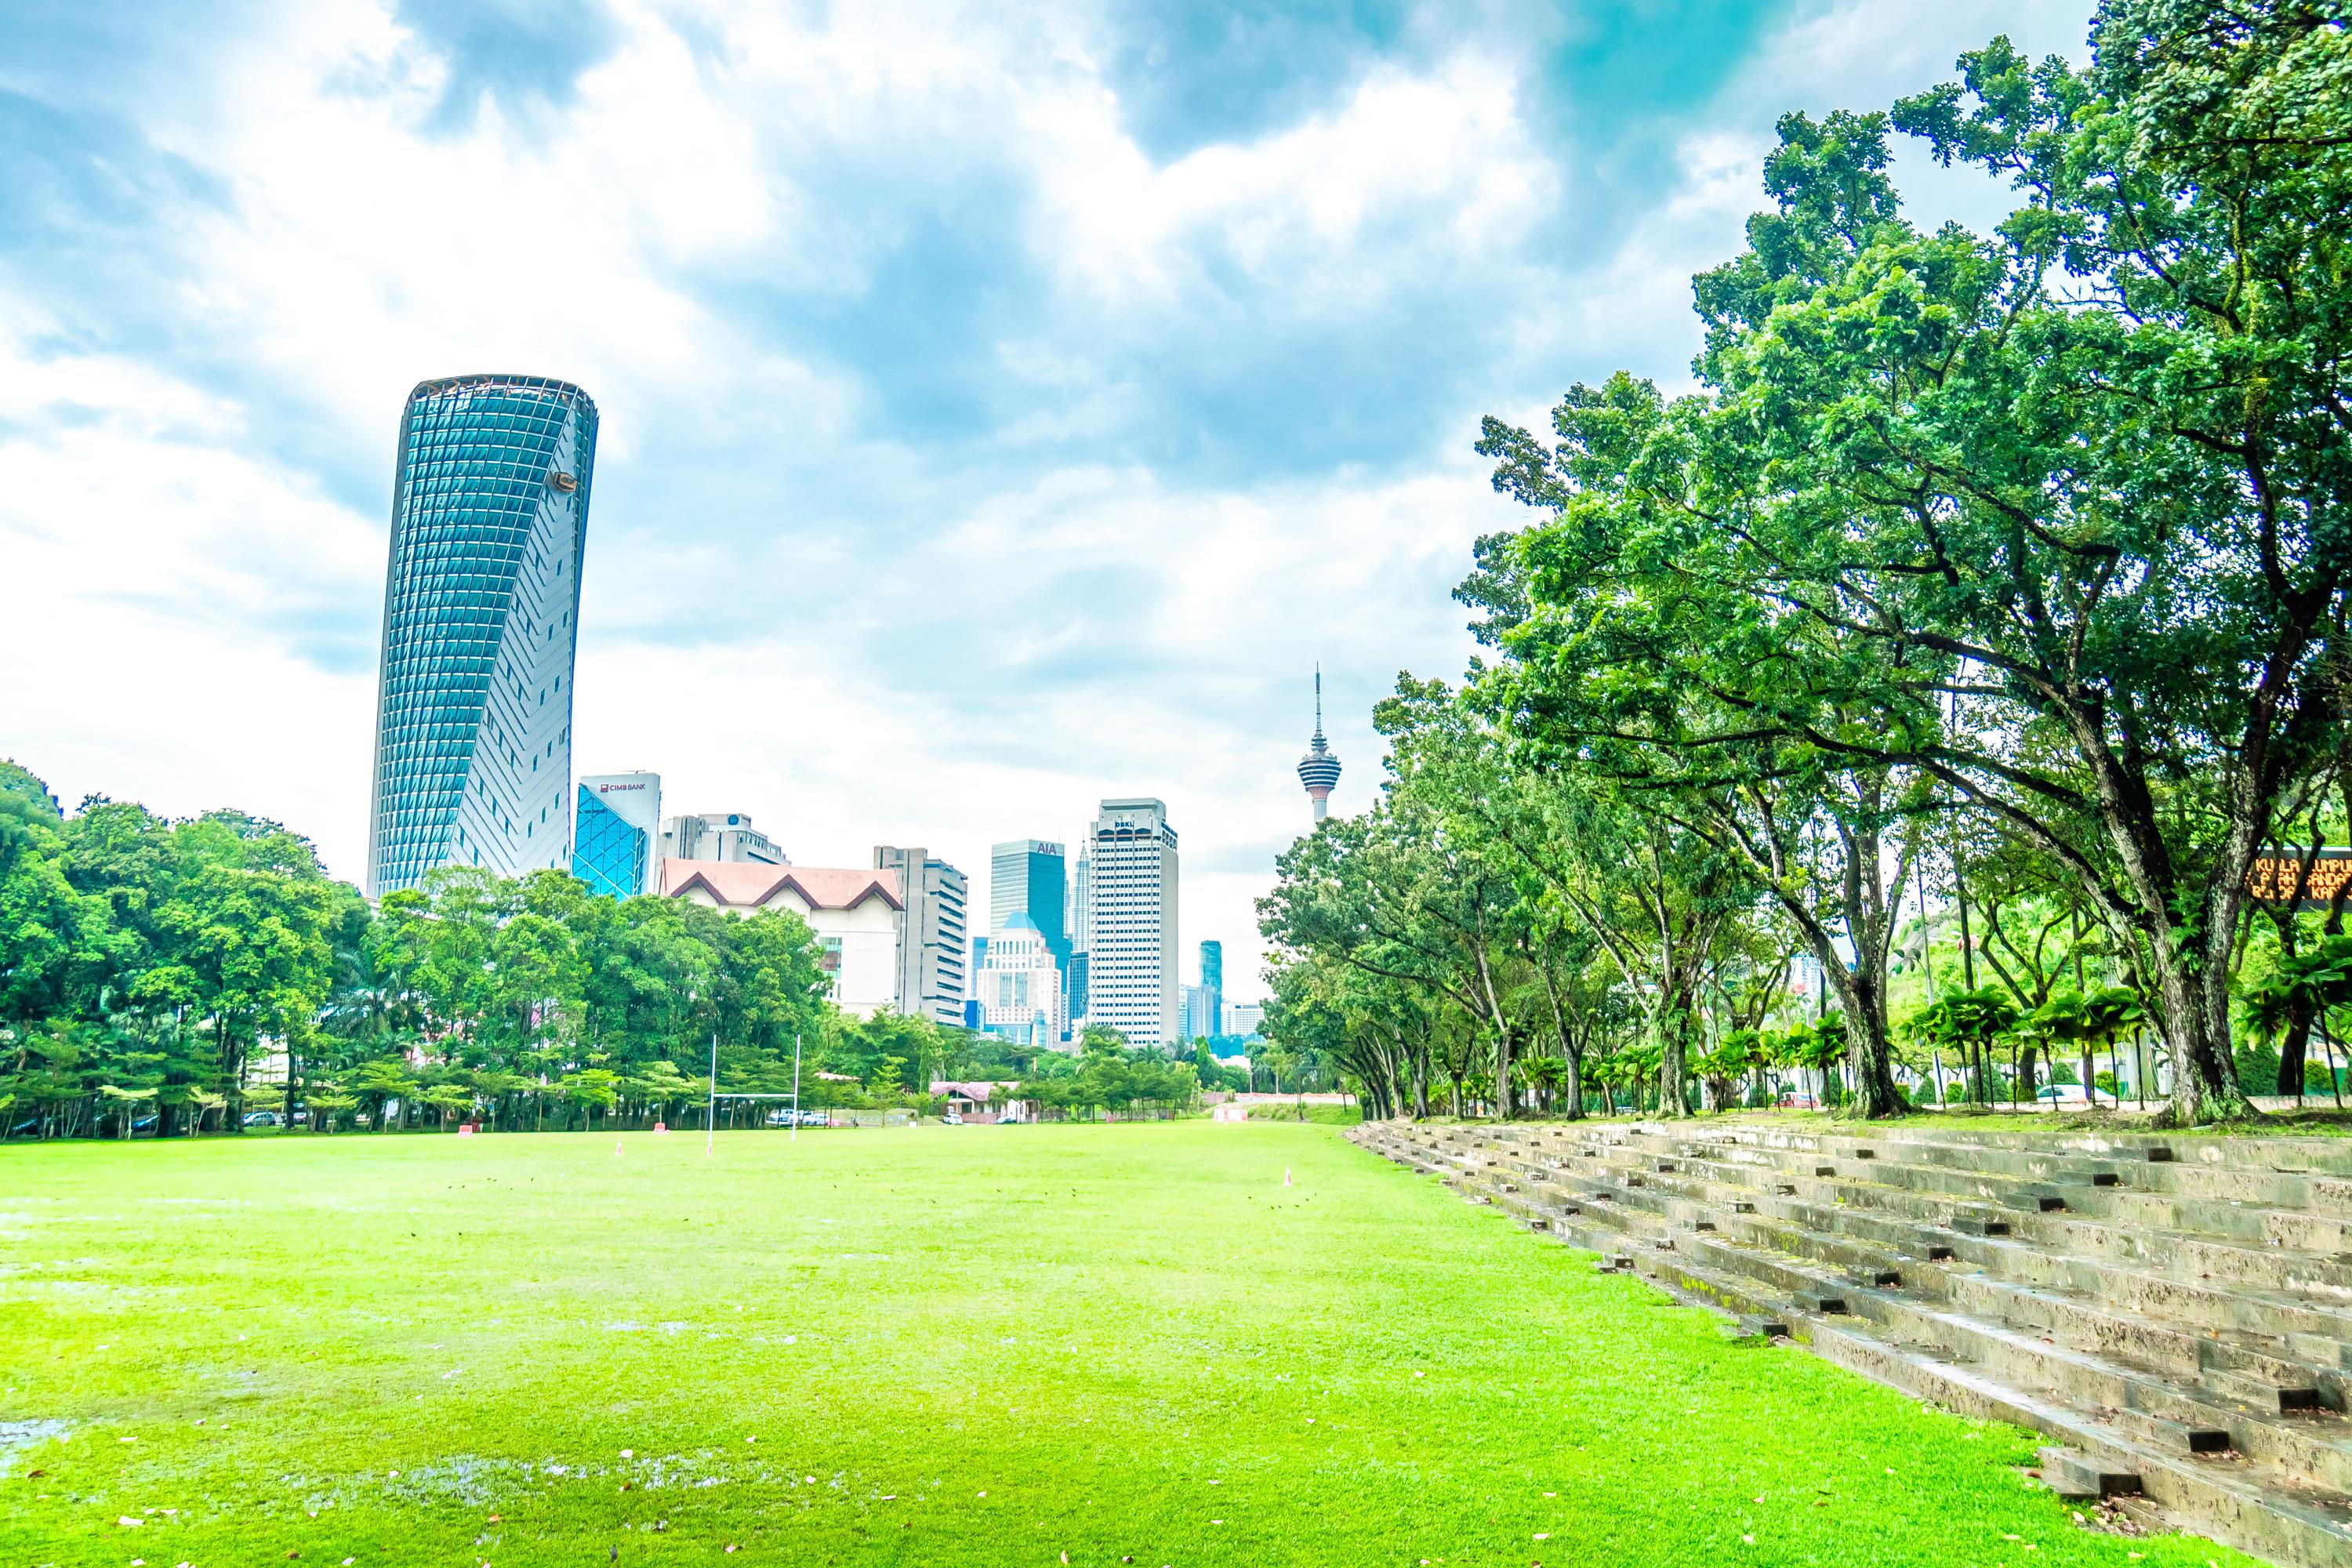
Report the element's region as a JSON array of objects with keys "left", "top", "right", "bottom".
[
  {"left": 367, "top": 375, "right": 597, "bottom": 897},
  {"left": 573, "top": 771, "right": 660, "bottom": 898}
]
